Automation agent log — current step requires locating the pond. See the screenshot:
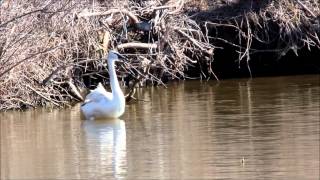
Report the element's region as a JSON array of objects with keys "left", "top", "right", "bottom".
[{"left": 1, "top": 75, "right": 319, "bottom": 179}]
